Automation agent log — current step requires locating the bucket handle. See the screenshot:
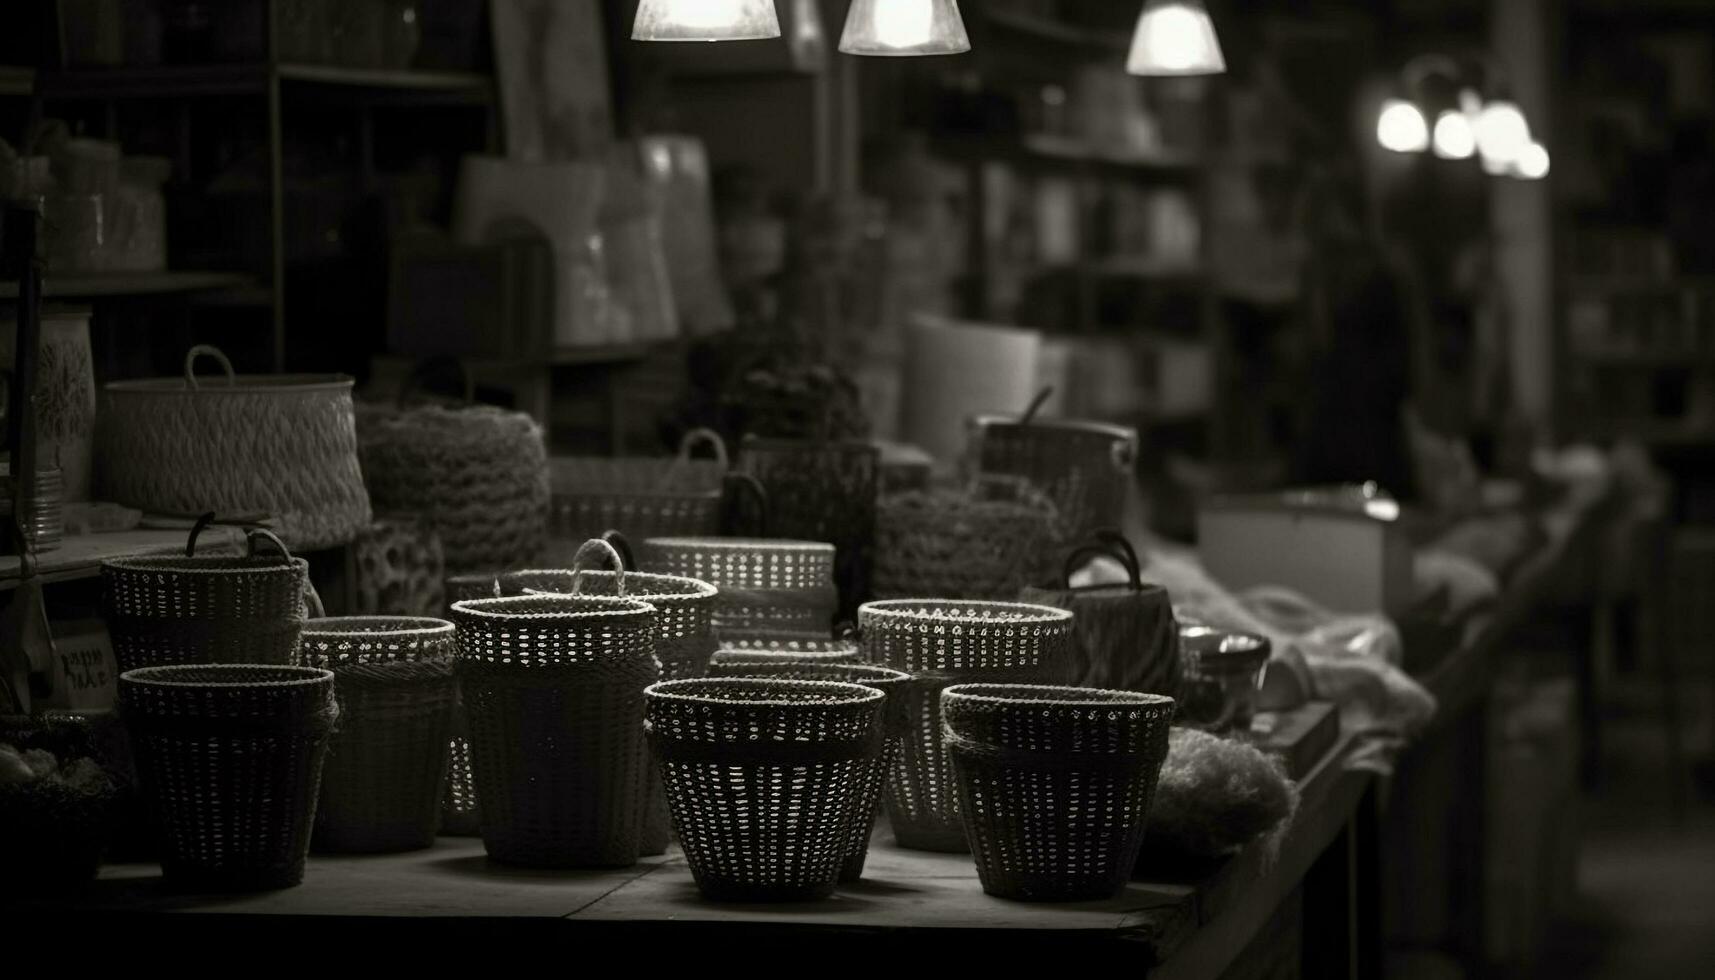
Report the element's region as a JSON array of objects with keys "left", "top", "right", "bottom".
[
  {"left": 570, "top": 537, "right": 627, "bottom": 596},
  {"left": 184, "top": 345, "right": 236, "bottom": 390},
  {"left": 1062, "top": 535, "right": 1142, "bottom": 591},
  {"left": 245, "top": 528, "right": 326, "bottom": 618},
  {"left": 720, "top": 472, "right": 769, "bottom": 537},
  {"left": 654, "top": 427, "right": 730, "bottom": 493},
  {"left": 185, "top": 511, "right": 218, "bottom": 556},
  {"left": 599, "top": 529, "right": 636, "bottom": 574}
]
